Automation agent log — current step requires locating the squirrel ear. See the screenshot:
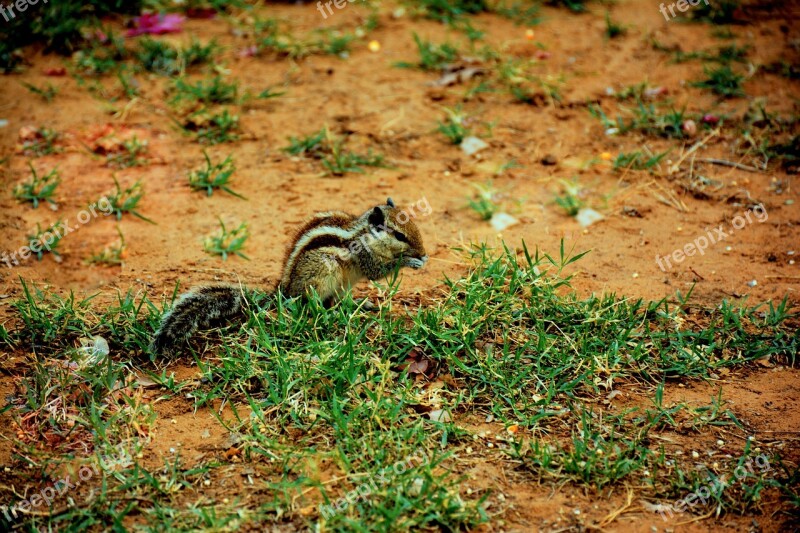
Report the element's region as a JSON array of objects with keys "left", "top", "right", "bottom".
[
  {"left": 386, "top": 197, "right": 395, "bottom": 208},
  {"left": 369, "top": 206, "right": 385, "bottom": 226}
]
